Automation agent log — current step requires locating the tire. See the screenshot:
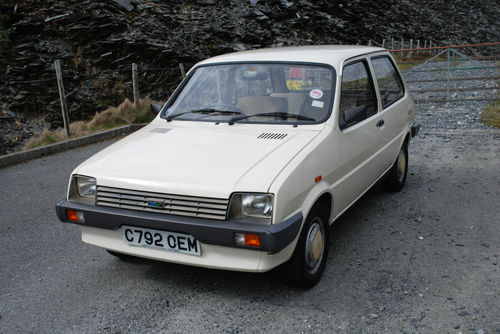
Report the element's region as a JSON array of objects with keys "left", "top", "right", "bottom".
[
  {"left": 383, "top": 141, "right": 408, "bottom": 192},
  {"left": 284, "top": 206, "right": 329, "bottom": 289}
]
